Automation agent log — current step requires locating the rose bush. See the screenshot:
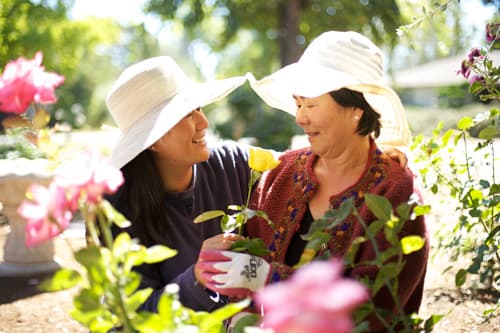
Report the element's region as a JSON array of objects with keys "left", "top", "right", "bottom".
[{"left": 0, "top": 51, "right": 65, "bottom": 159}]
